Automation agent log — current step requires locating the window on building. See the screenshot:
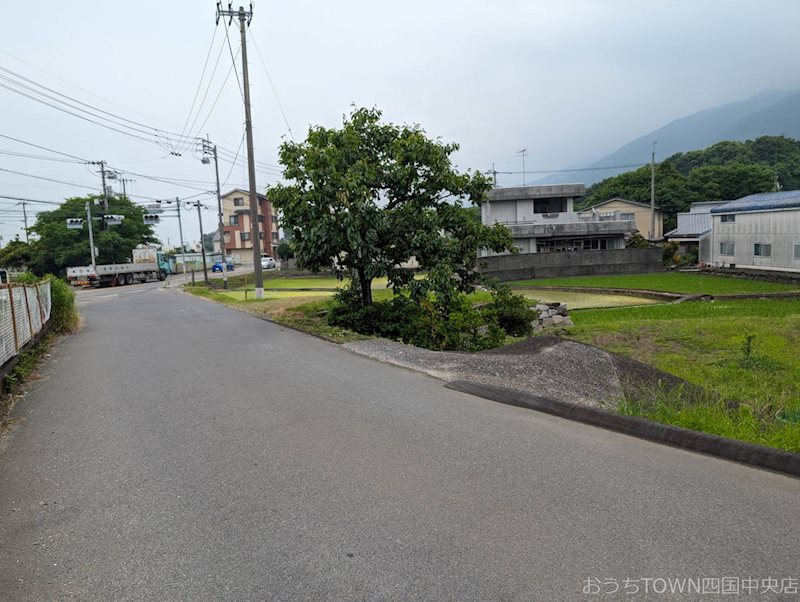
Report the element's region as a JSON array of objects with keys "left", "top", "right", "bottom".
[
  {"left": 271, "top": 215, "right": 278, "bottom": 223},
  {"left": 720, "top": 242, "right": 735, "bottom": 256},
  {"left": 240, "top": 232, "right": 251, "bottom": 241},
  {"left": 233, "top": 197, "right": 244, "bottom": 206},
  {"left": 223, "top": 233, "right": 231, "bottom": 244},
  {"left": 272, "top": 231, "right": 278, "bottom": 240},
  {"left": 620, "top": 212, "right": 635, "bottom": 221},
  {"left": 257, "top": 215, "right": 264, "bottom": 223},
  {"left": 229, "top": 215, "right": 239, "bottom": 226},
  {"left": 720, "top": 214, "right": 735, "bottom": 223},
  {"left": 754, "top": 243, "right": 772, "bottom": 257},
  {"left": 795, "top": 244, "right": 800, "bottom": 260},
  {"left": 534, "top": 198, "right": 567, "bottom": 214}
]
